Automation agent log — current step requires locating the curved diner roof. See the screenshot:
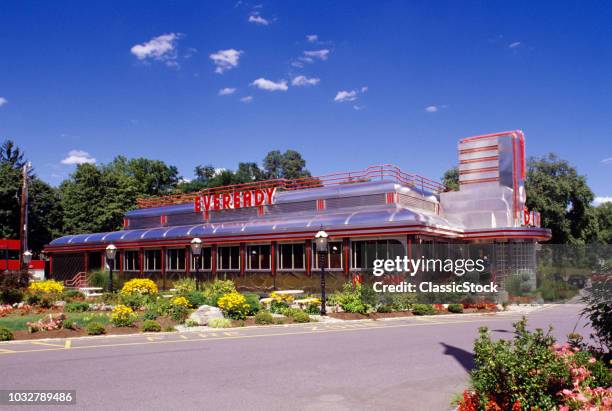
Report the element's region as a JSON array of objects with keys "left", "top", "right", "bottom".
[{"left": 46, "top": 179, "right": 551, "bottom": 252}]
